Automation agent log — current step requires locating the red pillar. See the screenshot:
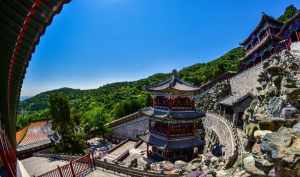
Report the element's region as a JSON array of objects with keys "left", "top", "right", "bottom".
[
  {"left": 193, "top": 122, "right": 195, "bottom": 135},
  {"left": 166, "top": 123, "right": 170, "bottom": 138},
  {"left": 152, "top": 96, "right": 156, "bottom": 107},
  {"left": 296, "top": 31, "right": 300, "bottom": 41}
]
